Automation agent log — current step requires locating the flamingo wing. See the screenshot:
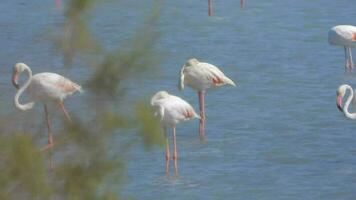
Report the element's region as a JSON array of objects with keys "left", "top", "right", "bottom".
[
  {"left": 34, "top": 73, "right": 82, "bottom": 94},
  {"left": 198, "top": 62, "right": 236, "bottom": 87},
  {"left": 329, "top": 25, "right": 356, "bottom": 46},
  {"left": 167, "top": 95, "right": 199, "bottom": 120}
]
